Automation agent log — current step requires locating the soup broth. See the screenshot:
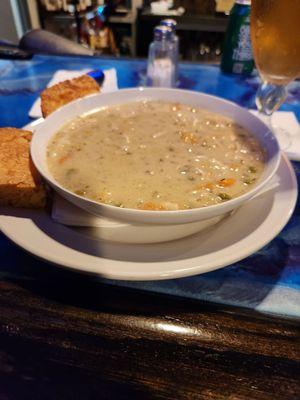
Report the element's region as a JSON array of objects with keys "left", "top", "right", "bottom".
[{"left": 47, "top": 101, "right": 265, "bottom": 210}]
